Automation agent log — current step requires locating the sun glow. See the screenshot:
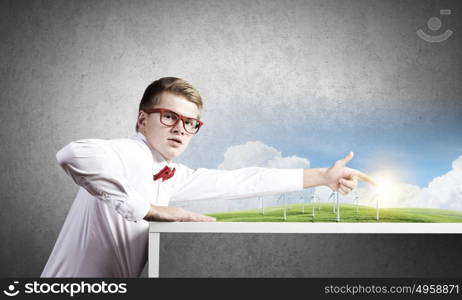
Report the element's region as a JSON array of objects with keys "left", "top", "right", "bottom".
[{"left": 374, "top": 172, "right": 399, "bottom": 204}]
